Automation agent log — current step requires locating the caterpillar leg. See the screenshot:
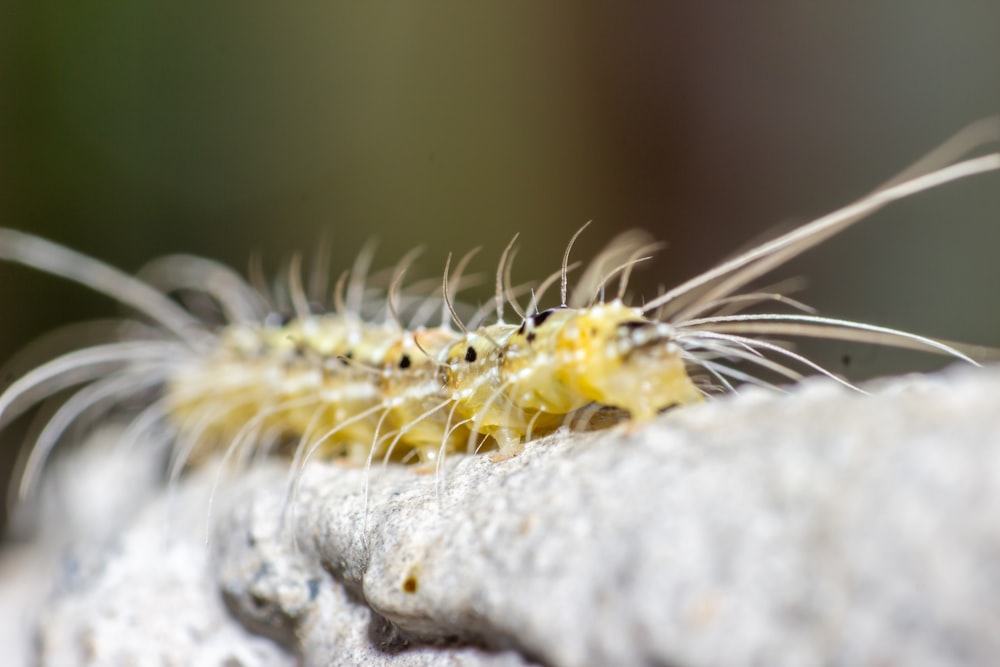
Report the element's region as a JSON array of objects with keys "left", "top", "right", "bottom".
[{"left": 489, "top": 428, "right": 525, "bottom": 462}]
